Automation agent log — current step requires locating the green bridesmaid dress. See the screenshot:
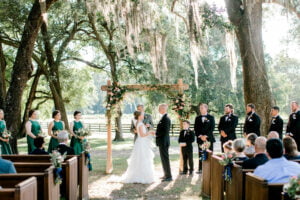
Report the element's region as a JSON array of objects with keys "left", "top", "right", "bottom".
[
  {"left": 47, "top": 120, "right": 63, "bottom": 153},
  {"left": 70, "top": 121, "right": 84, "bottom": 155},
  {"left": 27, "top": 120, "right": 41, "bottom": 154},
  {"left": 0, "top": 120, "right": 13, "bottom": 155}
]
